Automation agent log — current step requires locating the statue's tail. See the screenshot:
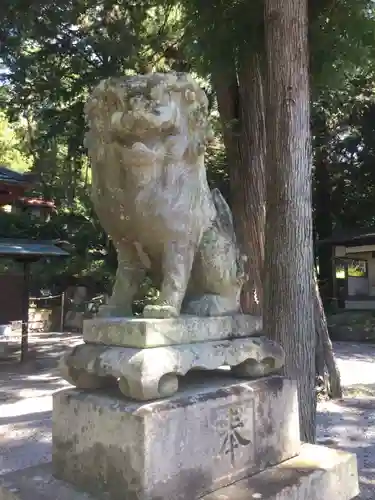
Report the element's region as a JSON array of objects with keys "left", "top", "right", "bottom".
[
  {"left": 211, "top": 188, "right": 248, "bottom": 287},
  {"left": 211, "top": 188, "right": 236, "bottom": 243}
]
